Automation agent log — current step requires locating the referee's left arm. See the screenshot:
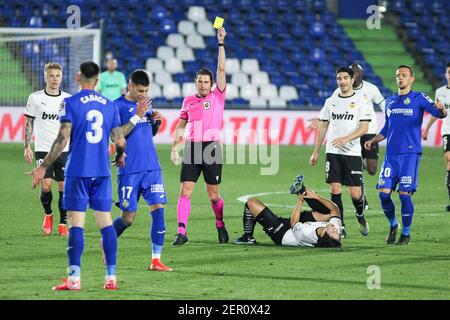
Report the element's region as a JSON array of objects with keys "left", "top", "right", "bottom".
[{"left": 216, "top": 27, "right": 226, "bottom": 92}]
